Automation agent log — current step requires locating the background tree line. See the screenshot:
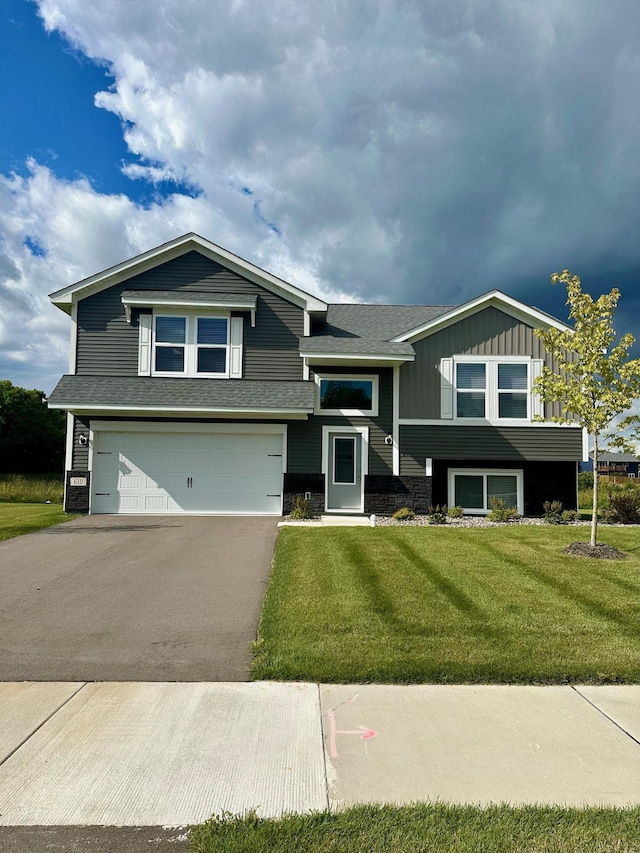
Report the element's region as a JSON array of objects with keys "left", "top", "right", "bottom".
[{"left": 0, "top": 380, "right": 65, "bottom": 474}]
